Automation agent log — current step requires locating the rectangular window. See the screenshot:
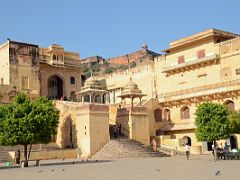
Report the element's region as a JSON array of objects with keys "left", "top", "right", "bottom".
[
  {"left": 197, "top": 49, "right": 205, "bottom": 59},
  {"left": 22, "top": 77, "right": 29, "bottom": 90},
  {"left": 236, "top": 68, "right": 240, "bottom": 75},
  {"left": 81, "top": 75, "right": 86, "bottom": 86},
  {"left": 1, "top": 78, "right": 3, "bottom": 84},
  {"left": 178, "top": 56, "right": 185, "bottom": 64}
]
